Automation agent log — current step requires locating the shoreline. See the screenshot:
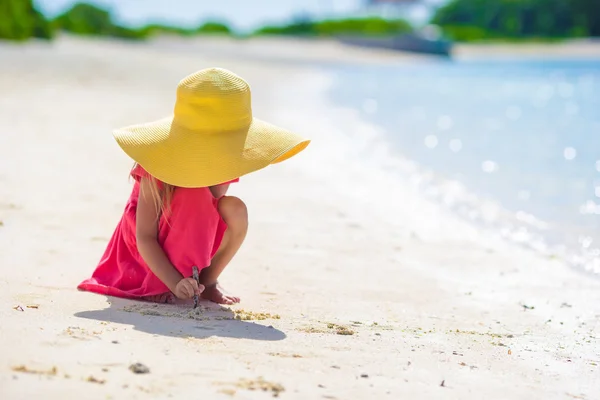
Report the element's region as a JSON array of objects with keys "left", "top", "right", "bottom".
[
  {"left": 7, "top": 34, "right": 600, "bottom": 64},
  {"left": 1, "top": 37, "right": 599, "bottom": 399},
  {"left": 267, "top": 40, "right": 600, "bottom": 277},
  {"left": 153, "top": 35, "right": 600, "bottom": 62},
  {"left": 318, "top": 83, "right": 600, "bottom": 279},
  {"left": 454, "top": 38, "right": 600, "bottom": 59}
]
